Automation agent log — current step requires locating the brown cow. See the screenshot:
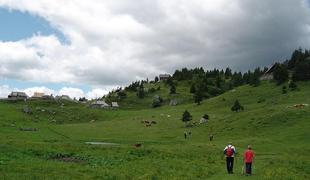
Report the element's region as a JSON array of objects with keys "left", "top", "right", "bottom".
[{"left": 134, "top": 143, "right": 142, "bottom": 148}]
